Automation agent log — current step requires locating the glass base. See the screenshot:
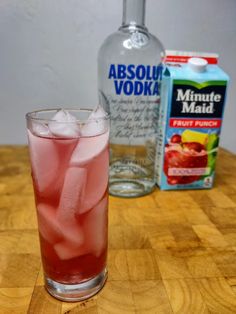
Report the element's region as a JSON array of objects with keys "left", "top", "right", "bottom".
[
  {"left": 45, "top": 268, "right": 108, "bottom": 302},
  {"left": 109, "top": 179, "right": 155, "bottom": 198}
]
